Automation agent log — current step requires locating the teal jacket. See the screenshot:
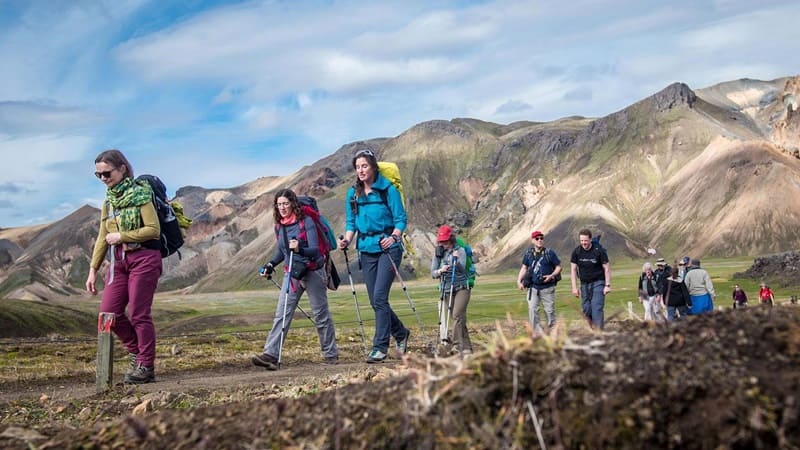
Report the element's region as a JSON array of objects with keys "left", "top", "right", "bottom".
[{"left": 345, "top": 174, "right": 406, "bottom": 254}]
